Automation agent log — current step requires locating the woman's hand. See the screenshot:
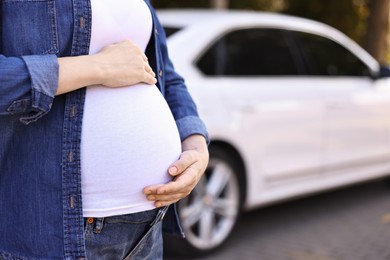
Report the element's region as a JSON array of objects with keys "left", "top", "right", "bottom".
[
  {"left": 94, "top": 40, "right": 157, "bottom": 88},
  {"left": 56, "top": 40, "right": 156, "bottom": 95},
  {"left": 143, "top": 134, "right": 209, "bottom": 207}
]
